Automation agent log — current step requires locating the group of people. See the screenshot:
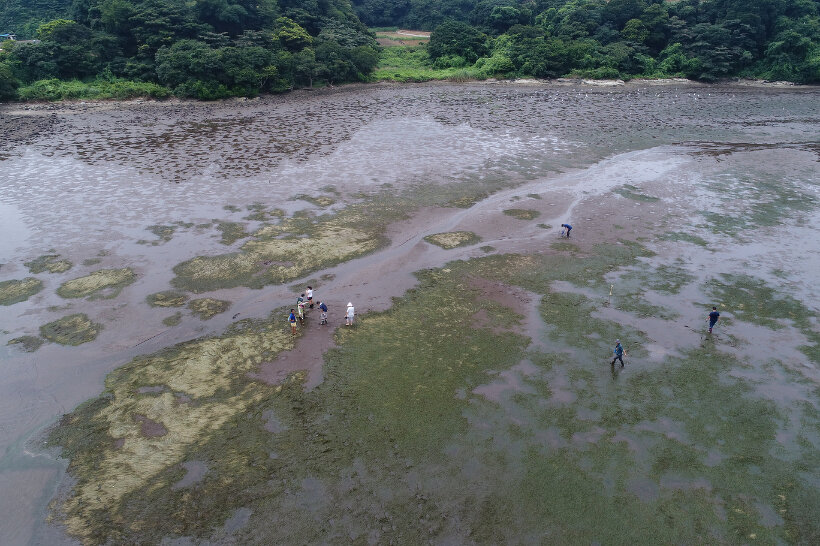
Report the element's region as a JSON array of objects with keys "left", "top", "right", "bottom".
[{"left": 287, "top": 285, "right": 356, "bottom": 335}]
